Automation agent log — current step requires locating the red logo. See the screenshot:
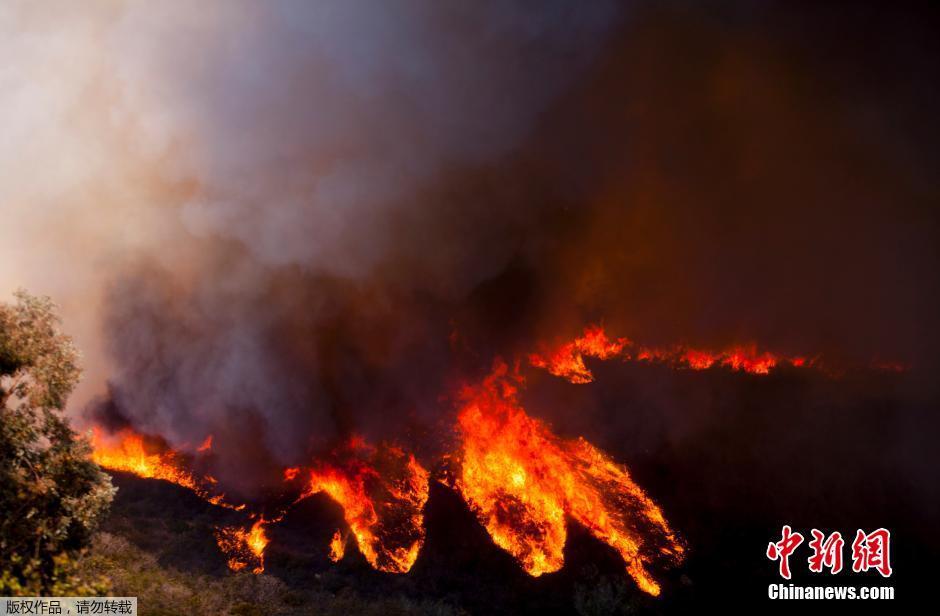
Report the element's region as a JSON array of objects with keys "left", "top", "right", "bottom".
[
  {"left": 766, "top": 526, "right": 891, "bottom": 578},
  {"left": 851, "top": 528, "right": 892, "bottom": 578},
  {"left": 766, "top": 525, "right": 804, "bottom": 579},
  {"left": 808, "top": 529, "right": 844, "bottom": 574}
]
